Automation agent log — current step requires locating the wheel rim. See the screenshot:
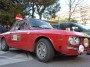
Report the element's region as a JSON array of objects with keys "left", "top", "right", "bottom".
[
  {"left": 36, "top": 42, "right": 47, "bottom": 59},
  {"left": 1, "top": 39, "right": 6, "bottom": 49}
]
